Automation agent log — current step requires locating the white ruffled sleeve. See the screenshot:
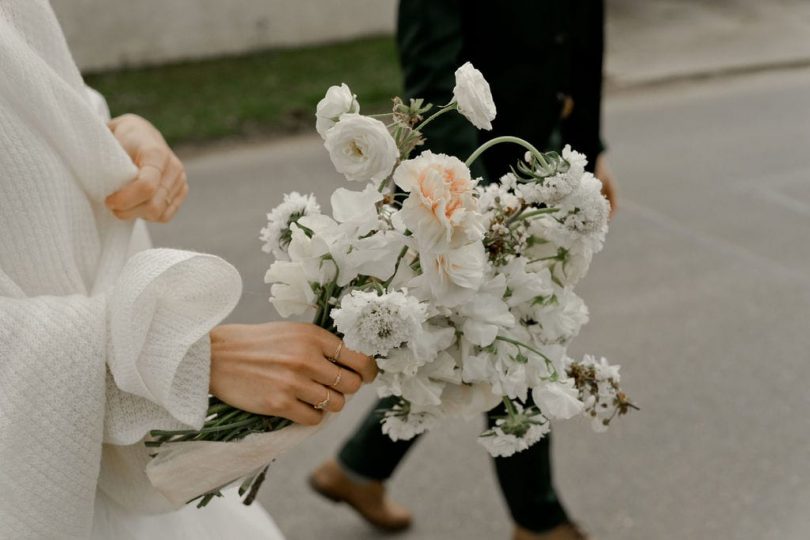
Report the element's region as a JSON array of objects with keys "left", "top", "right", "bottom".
[
  {"left": 103, "top": 248, "right": 242, "bottom": 445},
  {"left": 0, "top": 249, "right": 241, "bottom": 538}
]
